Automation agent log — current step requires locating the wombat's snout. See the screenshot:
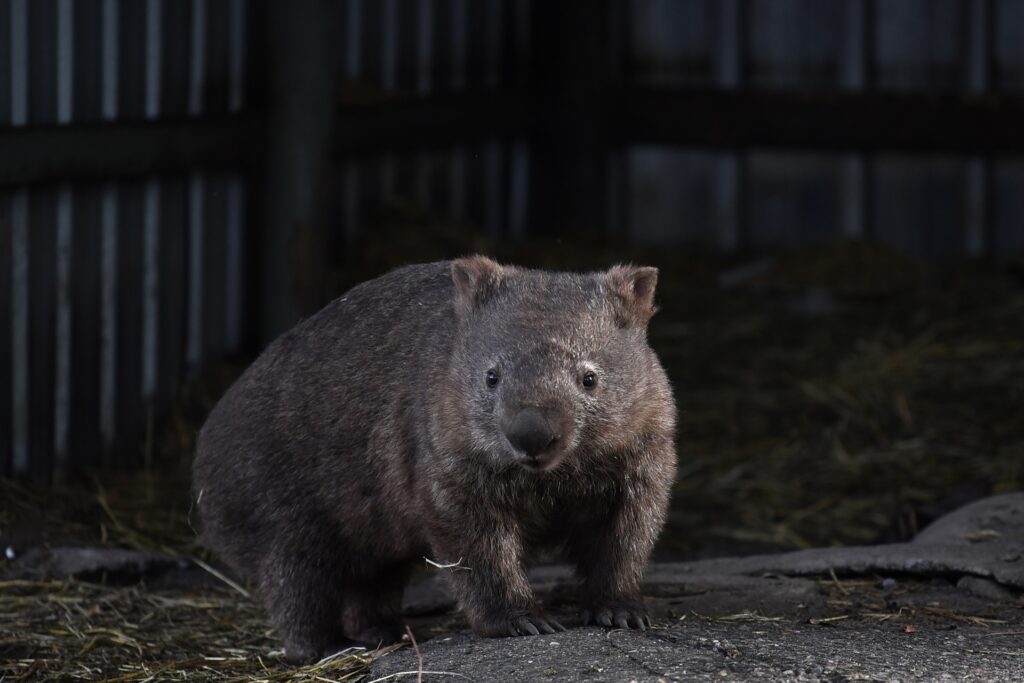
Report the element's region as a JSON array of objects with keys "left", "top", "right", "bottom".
[{"left": 504, "top": 407, "right": 559, "bottom": 464}]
